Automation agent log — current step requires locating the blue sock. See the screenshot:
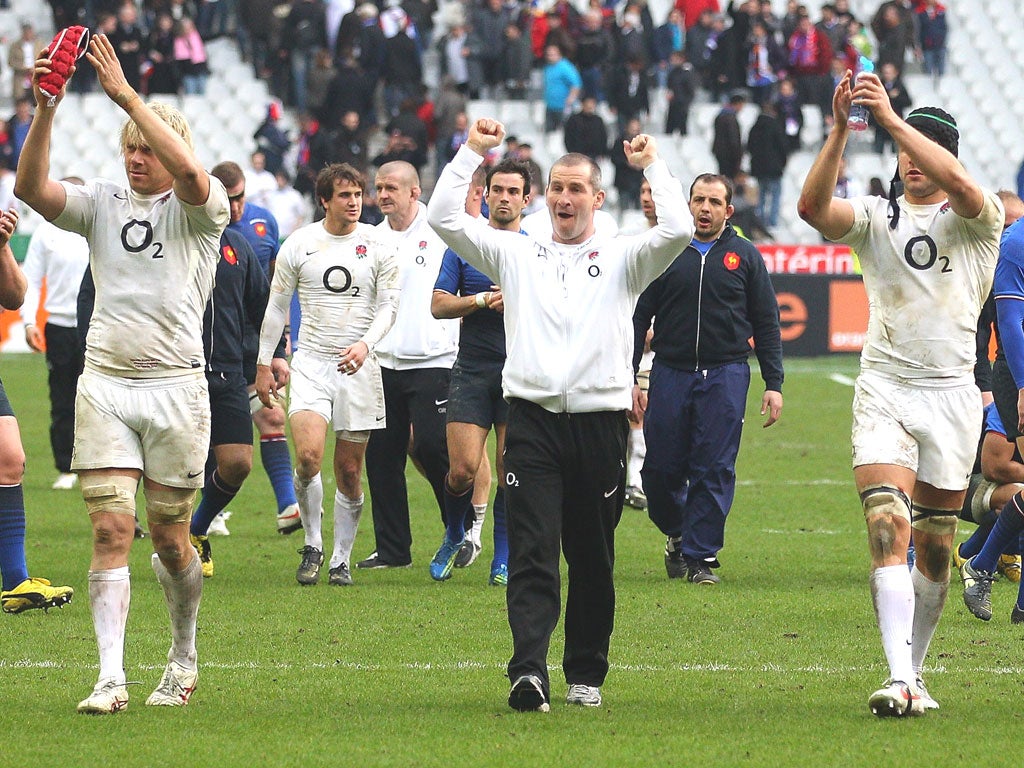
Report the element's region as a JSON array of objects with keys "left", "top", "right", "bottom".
[
  {"left": 190, "top": 470, "right": 242, "bottom": 536},
  {"left": 974, "top": 494, "right": 1024, "bottom": 573},
  {"left": 0, "top": 484, "right": 29, "bottom": 590},
  {"left": 959, "top": 520, "right": 995, "bottom": 560},
  {"left": 491, "top": 485, "right": 508, "bottom": 567},
  {"left": 260, "top": 434, "right": 297, "bottom": 512},
  {"left": 443, "top": 476, "right": 471, "bottom": 543}
]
